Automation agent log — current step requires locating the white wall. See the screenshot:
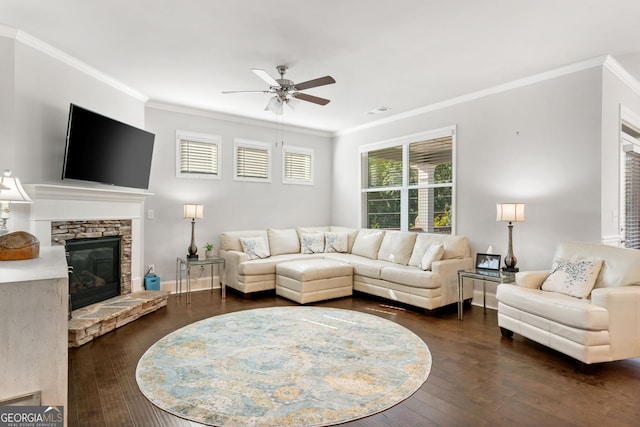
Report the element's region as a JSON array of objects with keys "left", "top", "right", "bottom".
[
  {"left": 333, "top": 68, "right": 604, "bottom": 272},
  {"left": 144, "top": 106, "right": 333, "bottom": 282}
]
